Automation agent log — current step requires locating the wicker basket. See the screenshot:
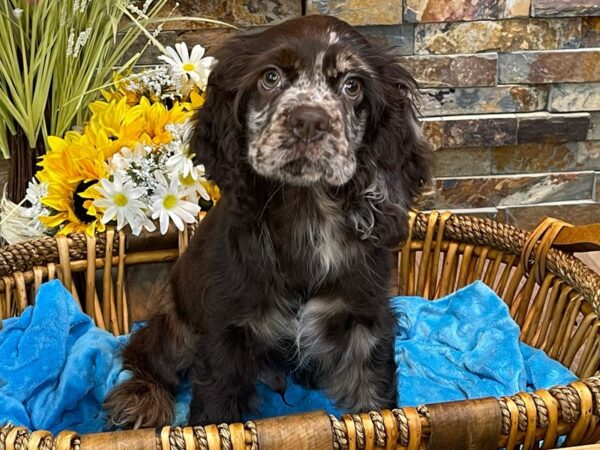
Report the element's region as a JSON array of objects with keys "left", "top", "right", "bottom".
[{"left": 0, "top": 211, "right": 598, "bottom": 450}]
